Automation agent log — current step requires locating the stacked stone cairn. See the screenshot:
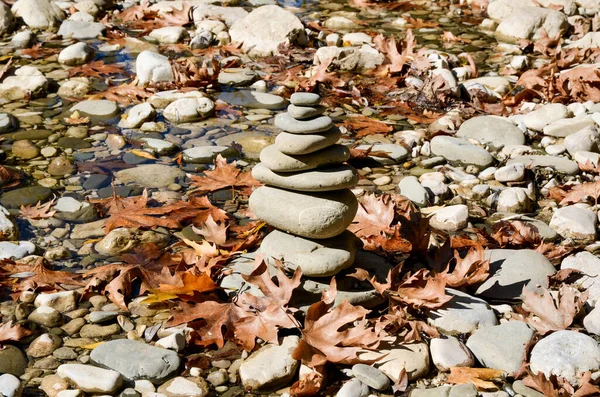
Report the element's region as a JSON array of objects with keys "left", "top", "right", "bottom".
[{"left": 249, "top": 92, "right": 362, "bottom": 278}]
